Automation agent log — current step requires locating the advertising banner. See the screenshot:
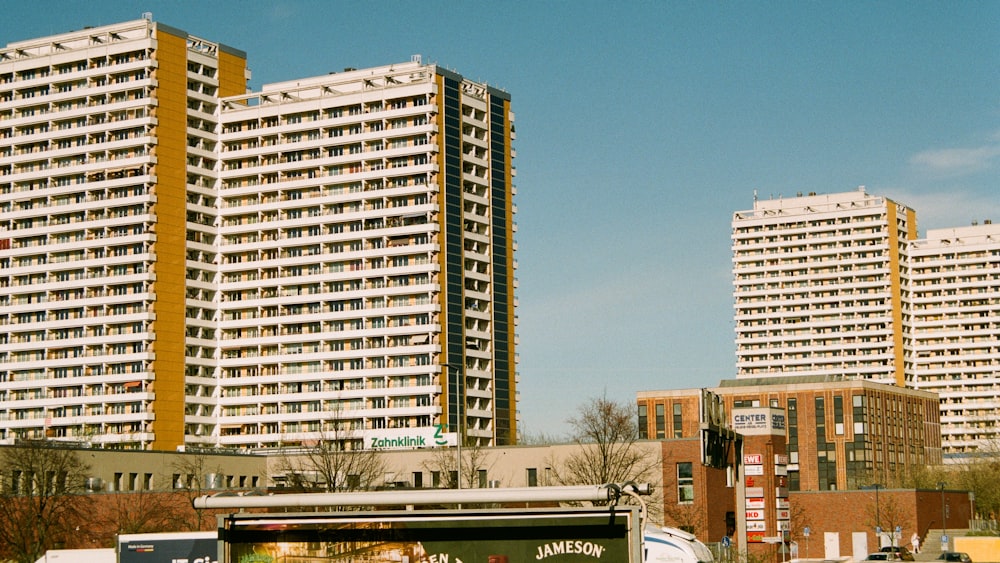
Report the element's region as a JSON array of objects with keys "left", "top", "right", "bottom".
[
  {"left": 119, "top": 532, "right": 218, "bottom": 563},
  {"left": 221, "top": 508, "right": 642, "bottom": 563}
]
